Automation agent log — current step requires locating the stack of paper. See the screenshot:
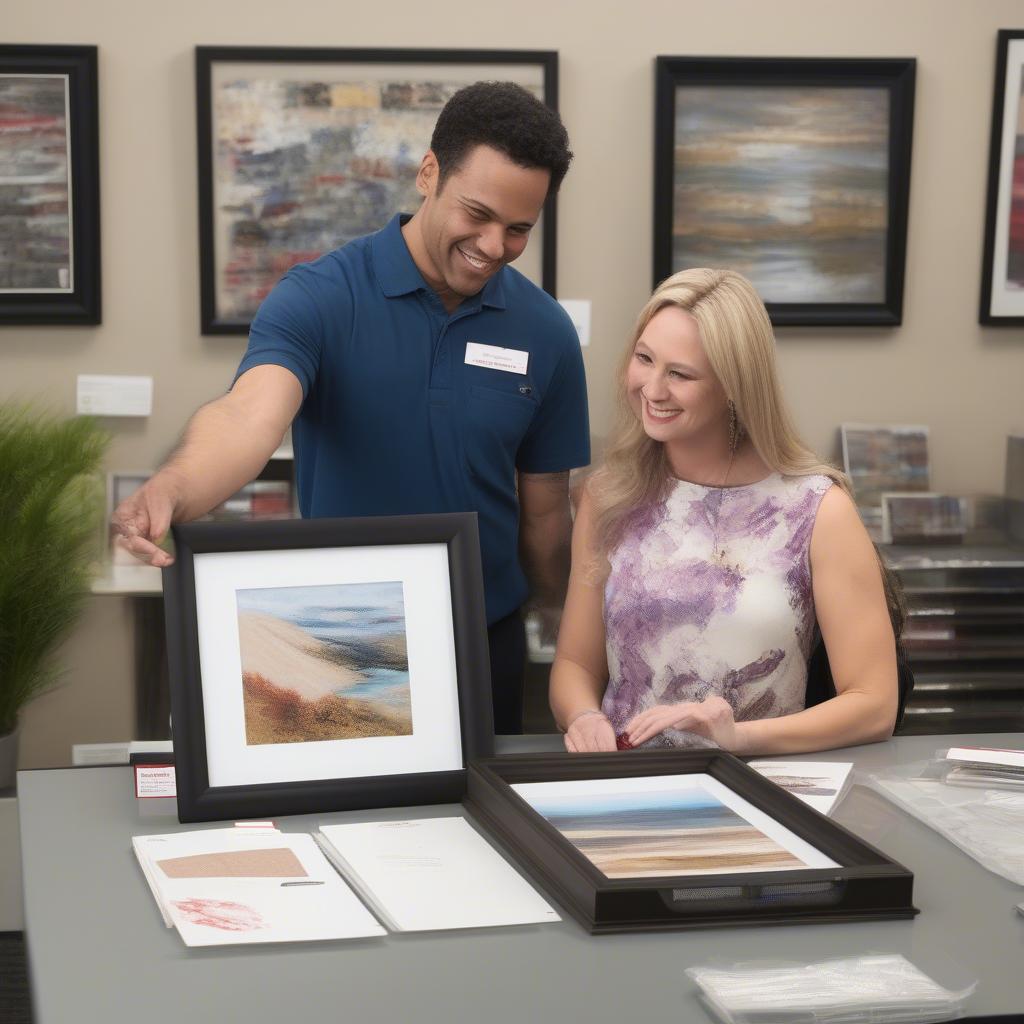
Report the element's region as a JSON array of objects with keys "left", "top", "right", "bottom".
[
  {"left": 747, "top": 761, "right": 853, "bottom": 816},
  {"left": 941, "top": 746, "right": 1024, "bottom": 790},
  {"left": 687, "top": 954, "right": 975, "bottom": 1024},
  {"left": 317, "top": 817, "right": 560, "bottom": 932},
  {"left": 132, "top": 824, "right": 385, "bottom": 946}
]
